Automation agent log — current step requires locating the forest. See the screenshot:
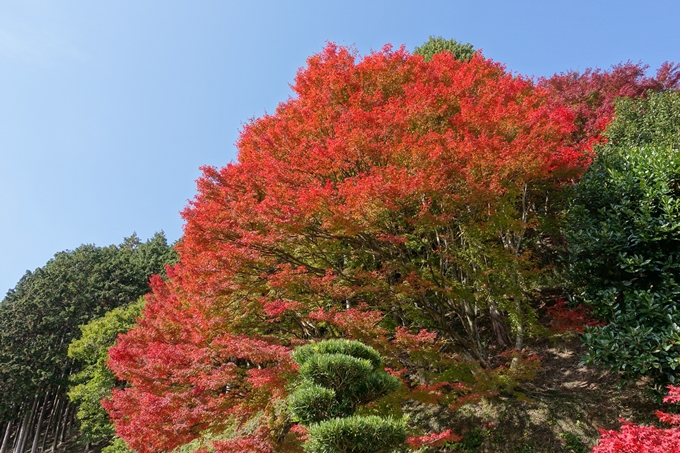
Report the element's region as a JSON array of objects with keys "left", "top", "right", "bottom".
[{"left": 2, "top": 37, "right": 680, "bottom": 453}]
